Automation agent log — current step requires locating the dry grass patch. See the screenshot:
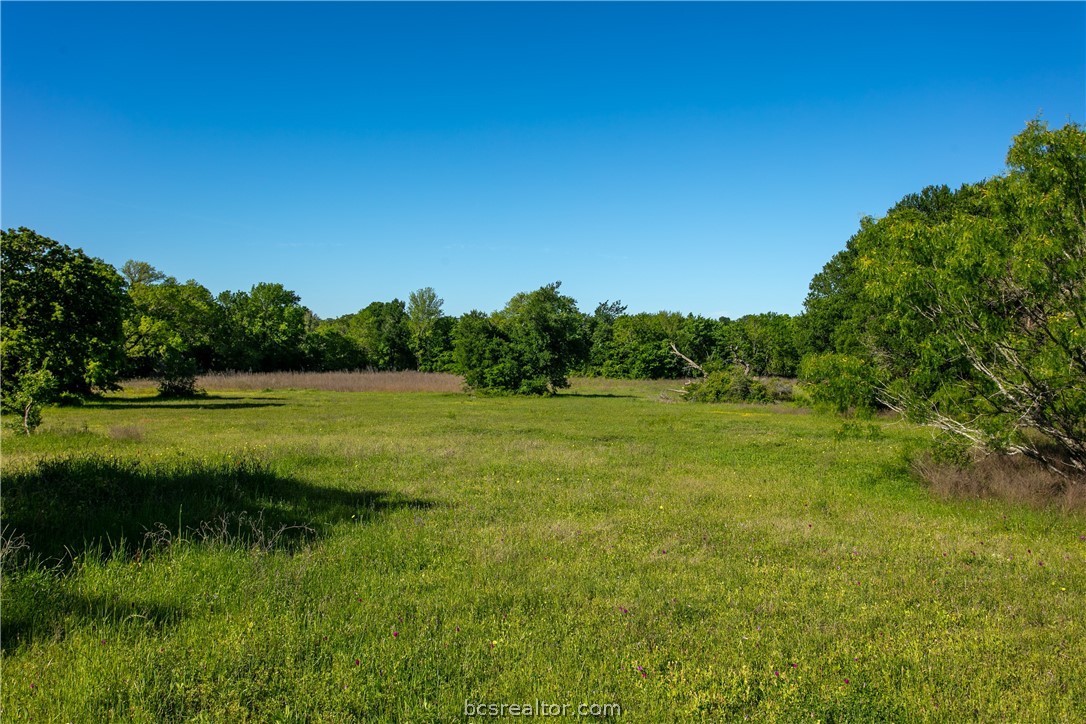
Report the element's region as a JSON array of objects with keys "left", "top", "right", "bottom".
[
  {"left": 107, "top": 424, "right": 144, "bottom": 442},
  {"left": 125, "top": 370, "right": 466, "bottom": 393},
  {"left": 913, "top": 451, "right": 1086, "bottom": 511}
]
